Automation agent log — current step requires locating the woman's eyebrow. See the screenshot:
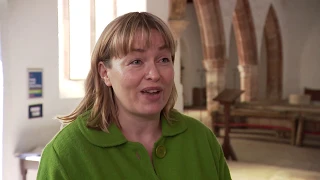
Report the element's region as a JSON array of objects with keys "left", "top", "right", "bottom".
[
  {"left": 158, "top": 44, "right": 168, "bottom": 50},
  {"left": 132, "top": 48, "right": 145, "bottom": 52},
  {"left": 131, "top": 44, "right": 168, "bottom": 52}
]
